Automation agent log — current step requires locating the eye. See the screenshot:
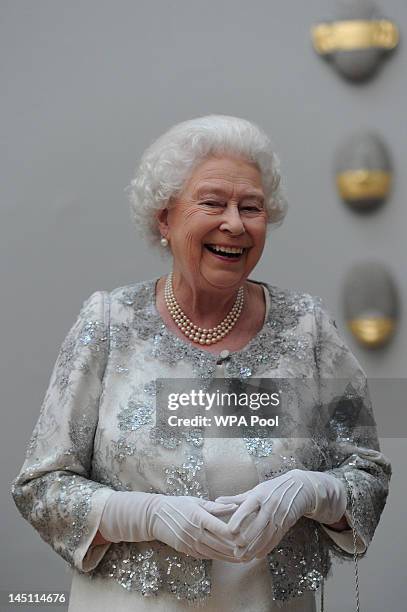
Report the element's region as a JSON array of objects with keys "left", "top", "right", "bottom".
[
  {"left": 200, "top": 201, "right": 225, "bottom": 208},
  {"left": 240, "top": 198, "right": 264, "bottom": 212},
  {"left": 241, "top": 205, "right": 261, "bottom": 212}
]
